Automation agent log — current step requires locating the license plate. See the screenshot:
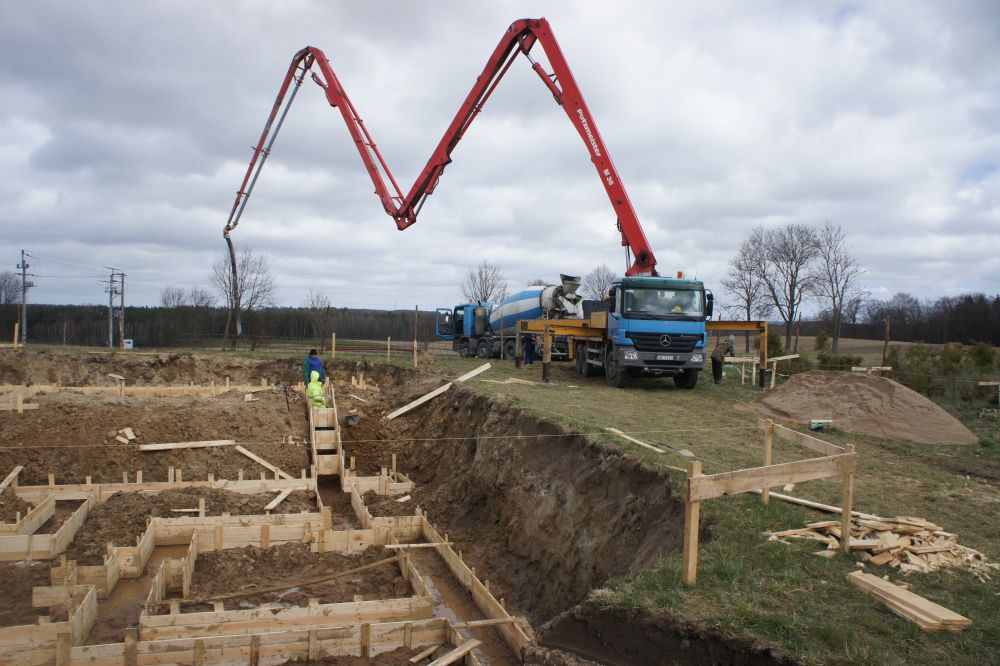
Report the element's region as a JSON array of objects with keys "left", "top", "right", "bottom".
[{"left": 656, "top": 354, "right": 676, "bottom": 361}]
